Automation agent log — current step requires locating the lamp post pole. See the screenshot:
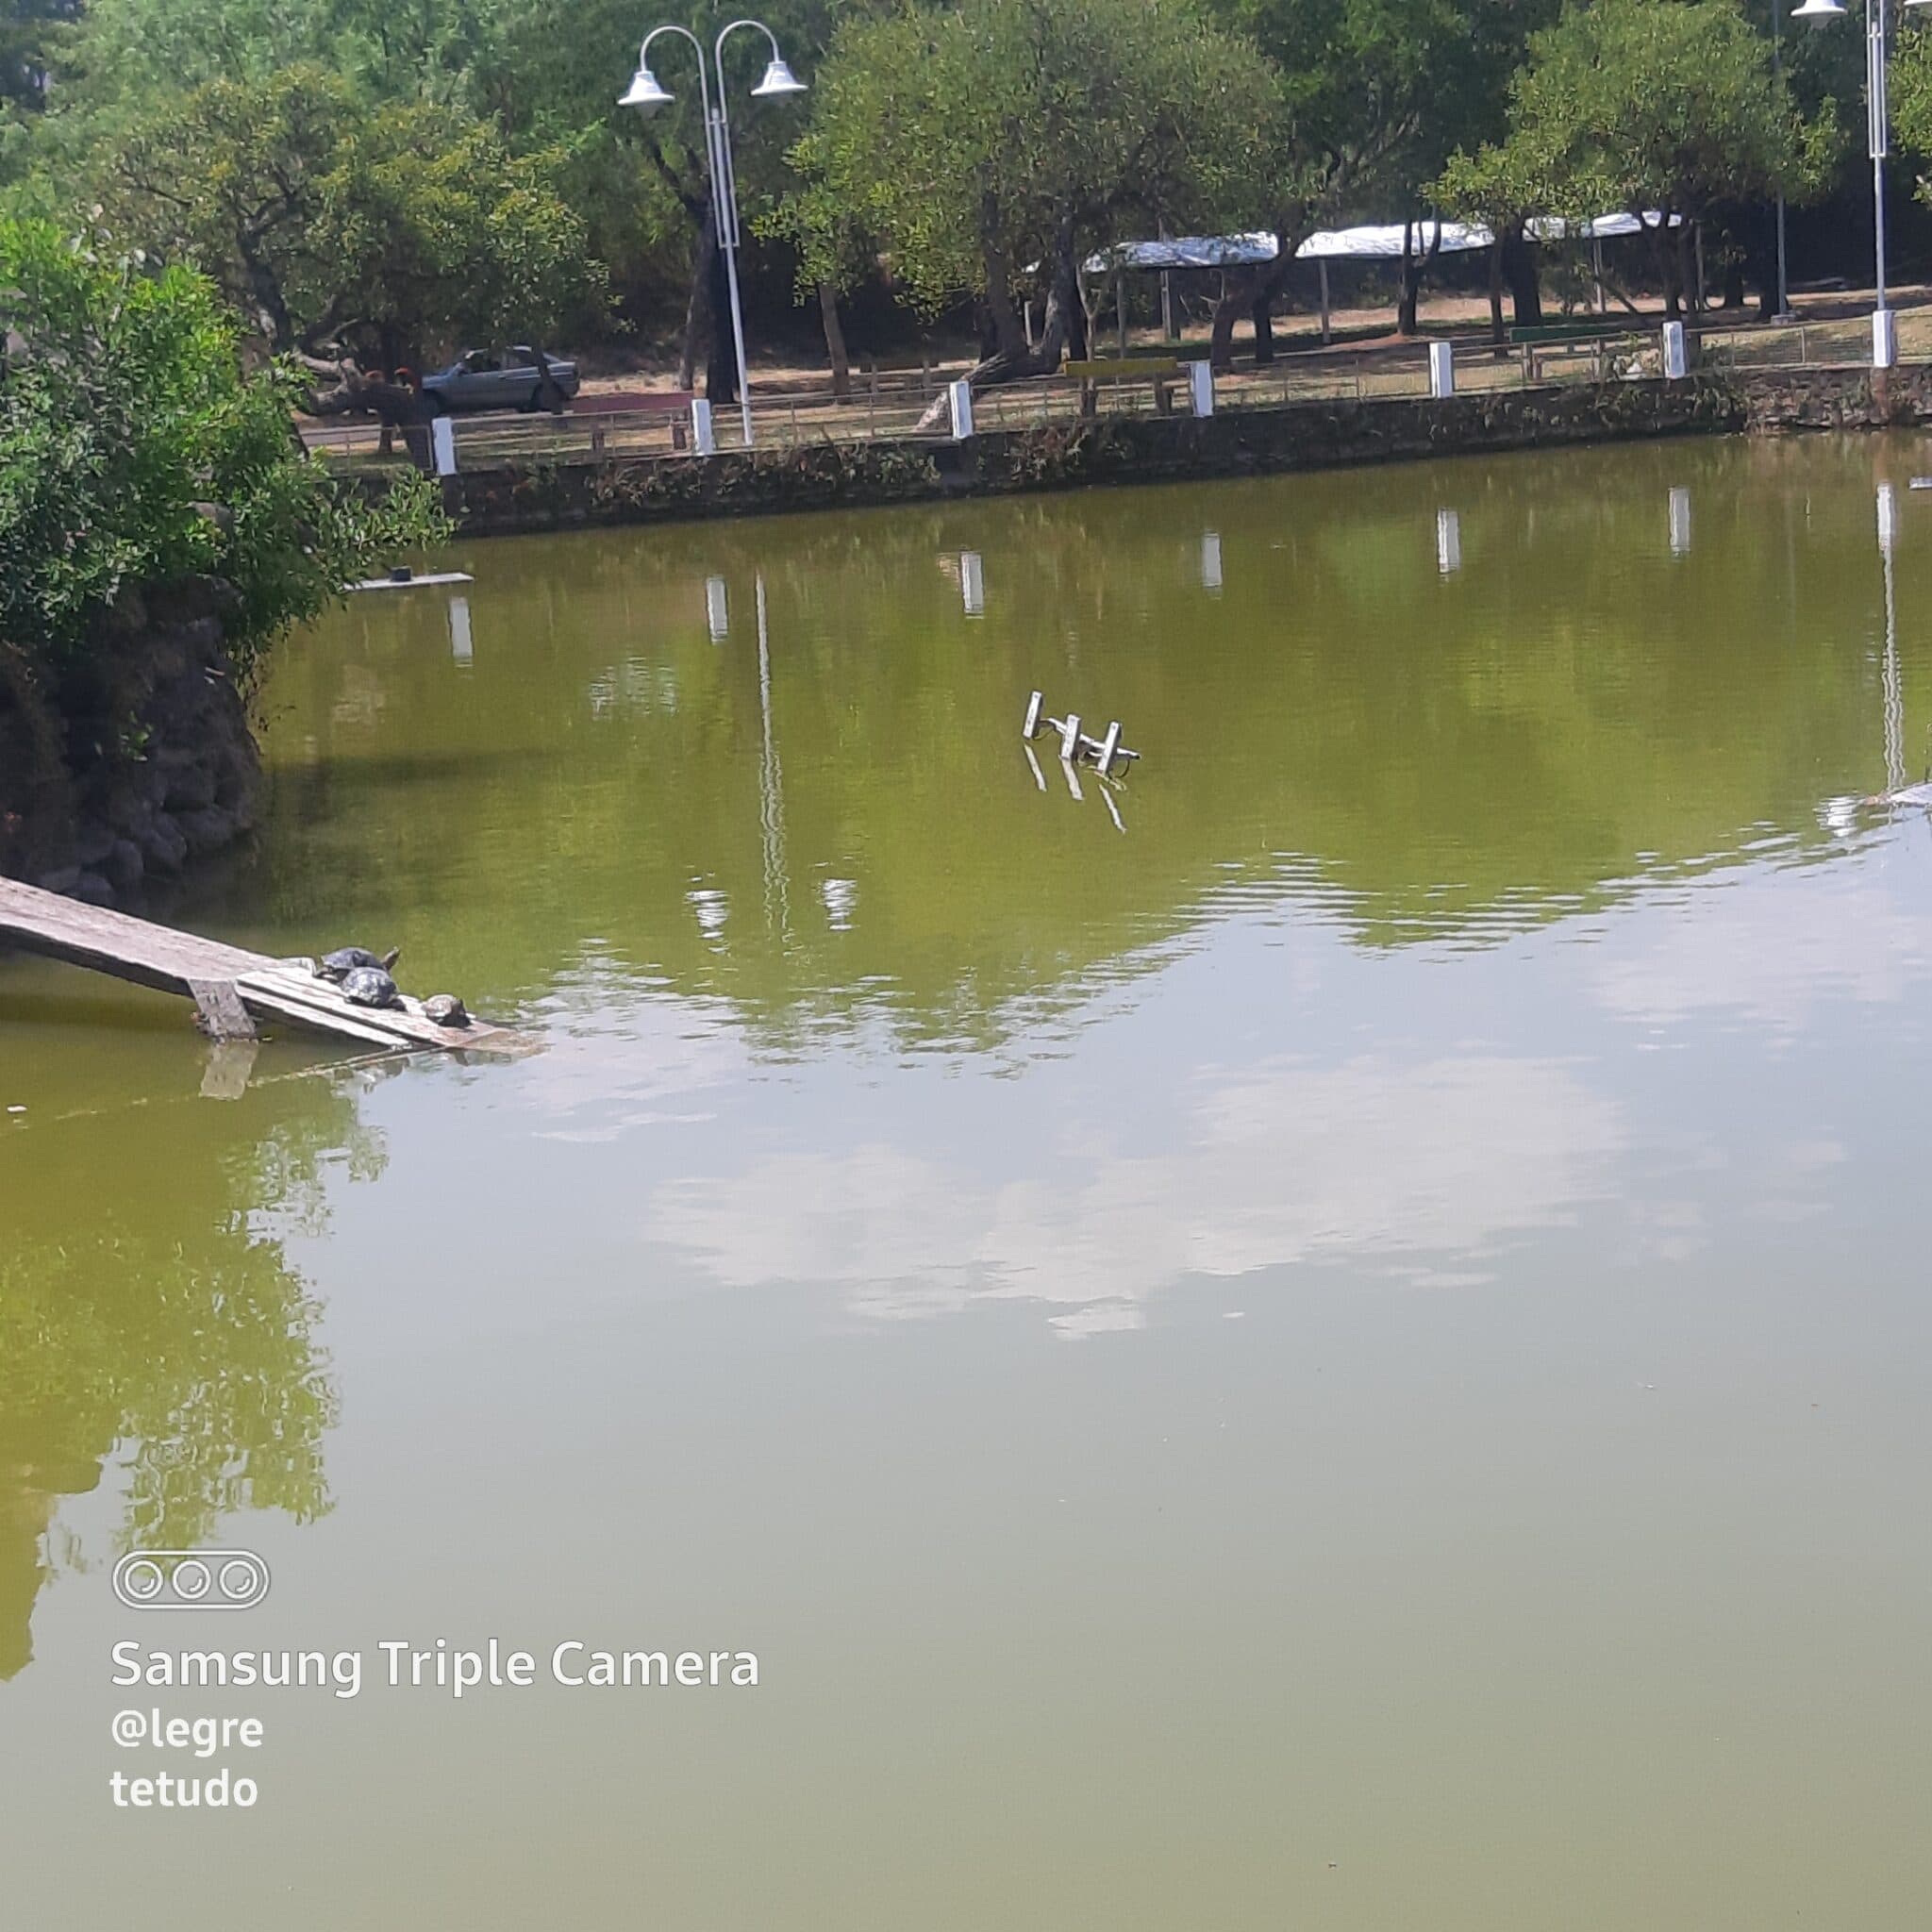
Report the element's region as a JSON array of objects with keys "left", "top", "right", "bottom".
[
  {"left": 1795, "top": 0, "right": 1932, "bottom": 364},
  {"left": 622, "top": 19, "right": 807, "bottom": 447},
  {"left": 1773, "top": 0, "right": 1794, "bottom": 318}
]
